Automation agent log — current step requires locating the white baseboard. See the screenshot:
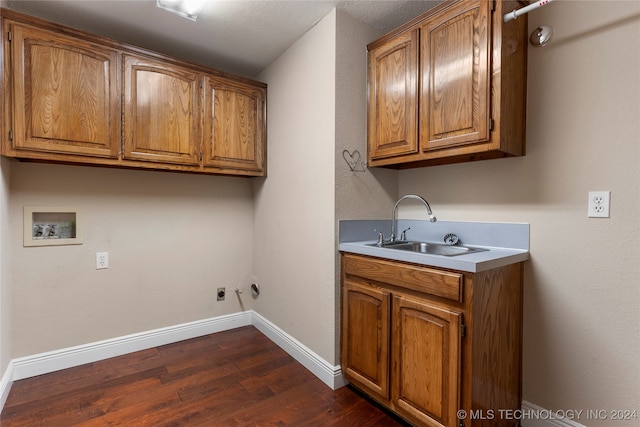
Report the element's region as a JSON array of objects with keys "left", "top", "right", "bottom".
[
  {"left": 0, "top": 310, "right": 346, "bottom": 413},
  {"left": 0, "top": 361, "right": 13, "bottom": 410},
  {"left": 251, "top": 311, "right": 347, "bottom": 390},
  {"left": 521, "top": 401, "right": 587, "bottom": 427},
  {"left": 11, "top": 311, "right": 252, "bottom": 381}
]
